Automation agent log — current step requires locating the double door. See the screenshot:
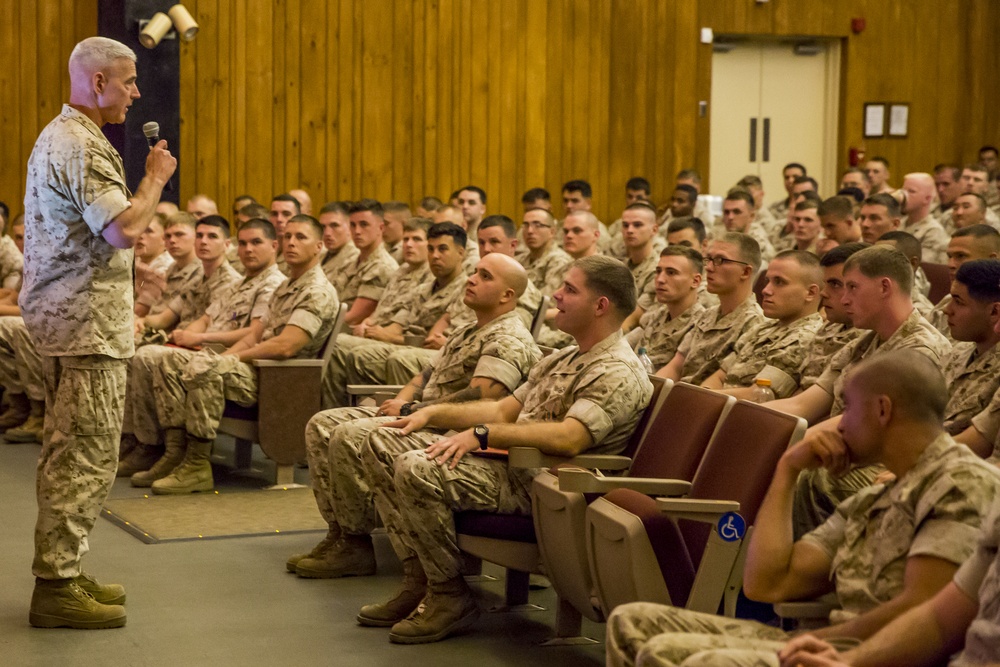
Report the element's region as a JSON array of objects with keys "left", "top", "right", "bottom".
[{"left": 709, "top": 40, "right": 840, "bottom": 201}]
